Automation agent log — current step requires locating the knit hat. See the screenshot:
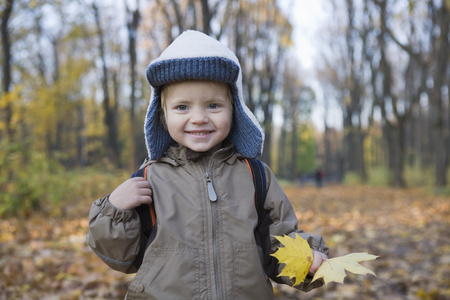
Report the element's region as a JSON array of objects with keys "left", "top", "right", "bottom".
[{"left": 144, "top": 30, "right": 264, "bottom": 160}]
